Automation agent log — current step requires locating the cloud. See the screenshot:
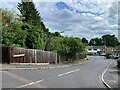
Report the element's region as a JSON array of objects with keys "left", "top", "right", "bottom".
[{"left": 0, "top": 0, "right": 119, "bottom": 41}]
